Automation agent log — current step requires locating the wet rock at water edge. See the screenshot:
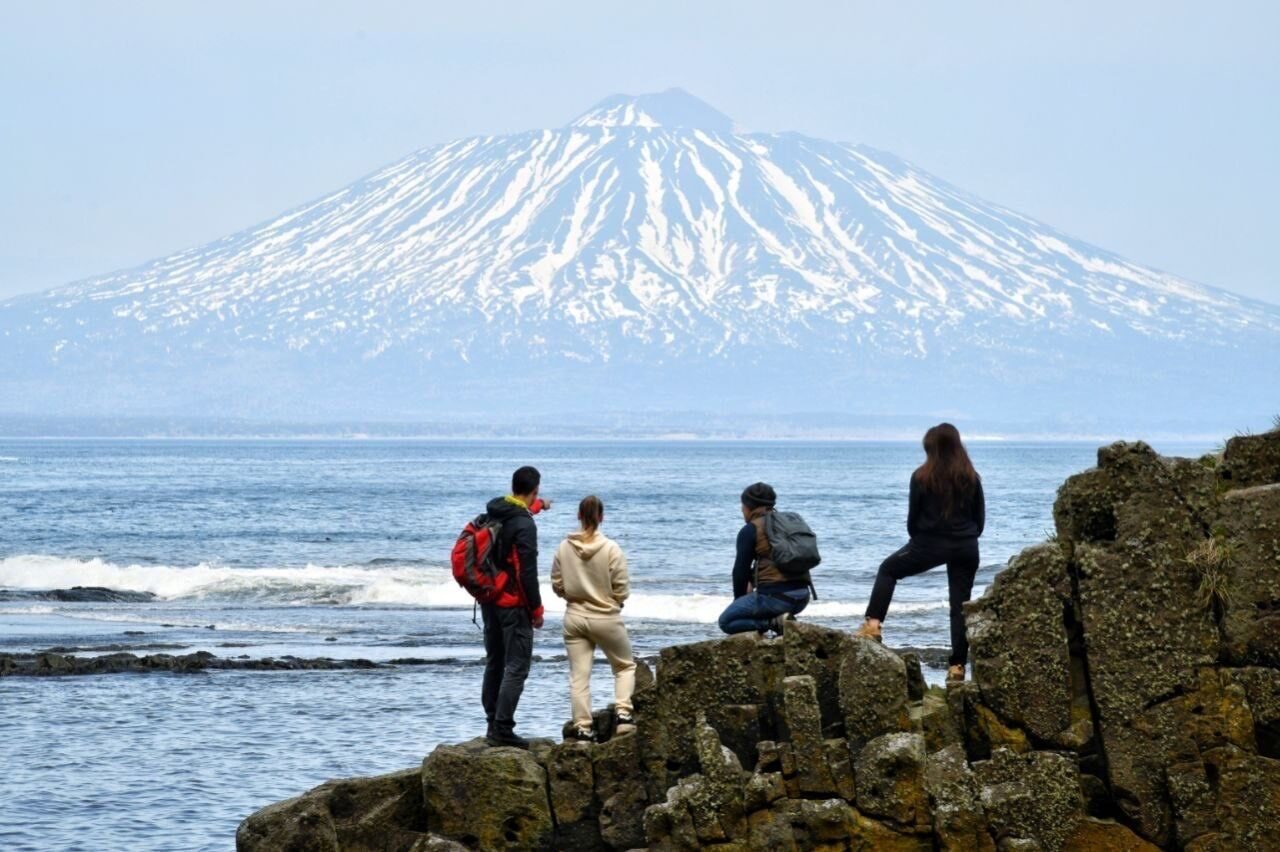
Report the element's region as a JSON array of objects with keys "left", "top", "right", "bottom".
[
  {"left": 0, "top": 650, "right": 386, "bottom": 676},
  {"left": 0, "top": 585, "right": 157, "bottom": 603}
]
